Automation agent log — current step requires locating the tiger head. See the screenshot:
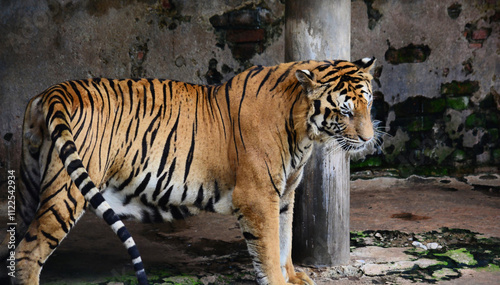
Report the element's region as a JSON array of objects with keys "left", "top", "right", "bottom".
[{"left": 296, "top": 58, "right": 377, "bottom": 153}]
